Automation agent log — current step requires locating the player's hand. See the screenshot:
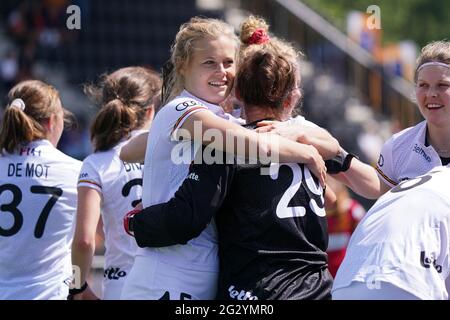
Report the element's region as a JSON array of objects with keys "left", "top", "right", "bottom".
[
  {"left": 124, "top": 208, "right": 142, "bottom": 237},
  {"left": 134, "top": 201, "right": 143, "bottom": 210},
  {"left": 304, "top": 145, "right": 327, "bottom": 188},
  {"left": 69, "top": 286, "right": 100, "bottom": 300},
  {"left": 81, "top": 286, "right": 100, "bottom": 300},
  {"left": 256, "top": 121, "right": 304, "bottom": 143},
  {"left": 256, "top": 119, "right": 282, "bottom": 126},
  {"left": 255, "top": 120, "right": 280, "bottom": 132}
]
